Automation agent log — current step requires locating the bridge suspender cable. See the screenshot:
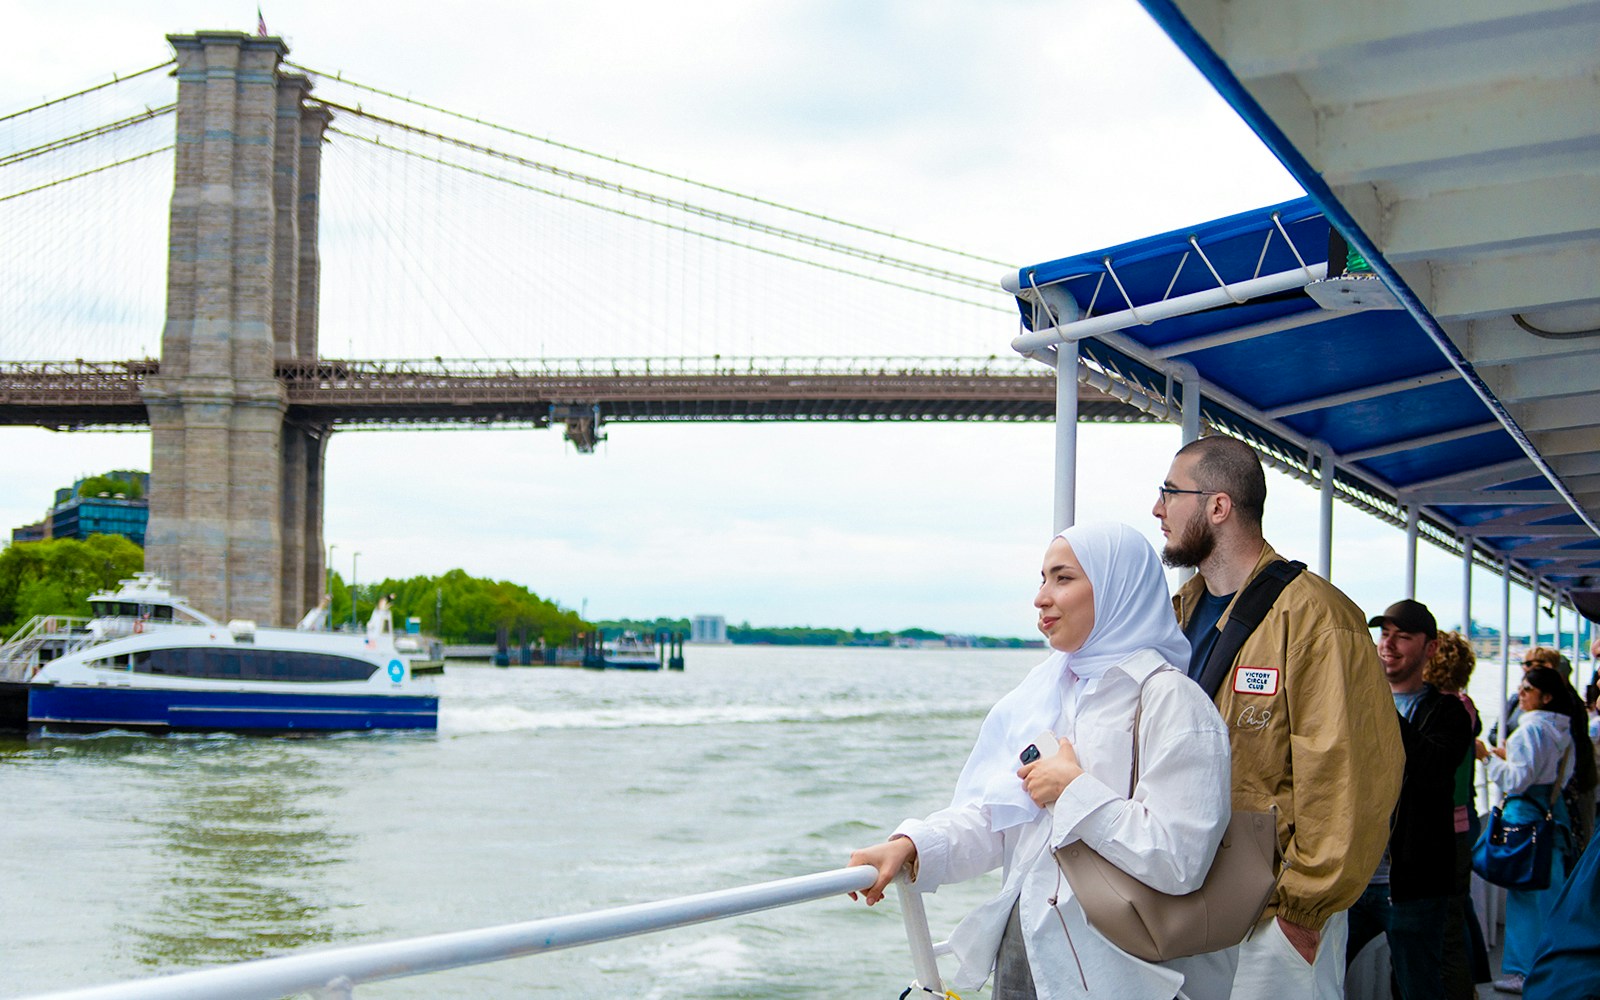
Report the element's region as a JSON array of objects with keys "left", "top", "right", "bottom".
[
  {"left": 327, "top": 127, "right": 1009, "bottom": 313},
  {"left": 0, "top": 105, "right": 175, "bottom": 168},
  {"left": 0, "top": 60, "right": 175, "bottom": 124},
  {"left": 0, "top": 147, "right": 173, "bottom": 204},
  {"left": 285, "top": 60, "right": 1013, "bottom": 269},
  {"left": 318, "top": 99, "right": 996, "bottom": 293}
]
